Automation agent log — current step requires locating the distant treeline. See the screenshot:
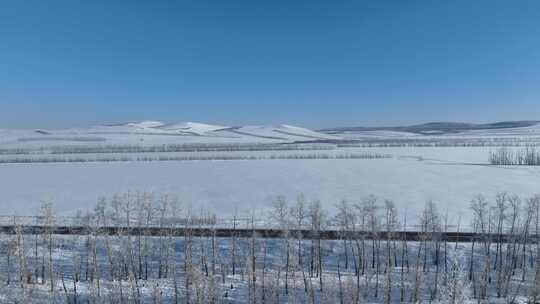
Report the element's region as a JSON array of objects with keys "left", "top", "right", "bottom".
[
  {"left": 338, "top": 137, "right": 540, "bottom": 148},
  {"left": 489, "top": 146, "right": 540, "bottom": 165},
  {"left": 0, "top": 142, "right": 336, "bottom": 155},
  {"left": 0, "top": 152, "right": 391, "bottom": 164}
]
